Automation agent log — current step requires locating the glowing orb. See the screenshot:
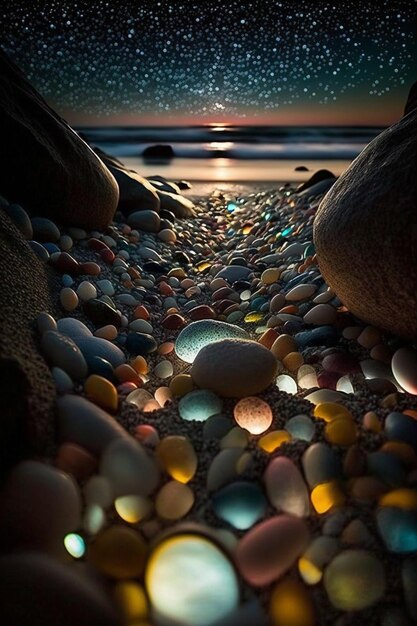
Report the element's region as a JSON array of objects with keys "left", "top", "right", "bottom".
[
  {"left": 64, "top": 533, "right": 85, "bottom": 558},
  {"left": 233, "top": 397, "right": 273, "bottom": 435},
  {"left": 145, "top": 534, "right": 239, "bottom": 625}
]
